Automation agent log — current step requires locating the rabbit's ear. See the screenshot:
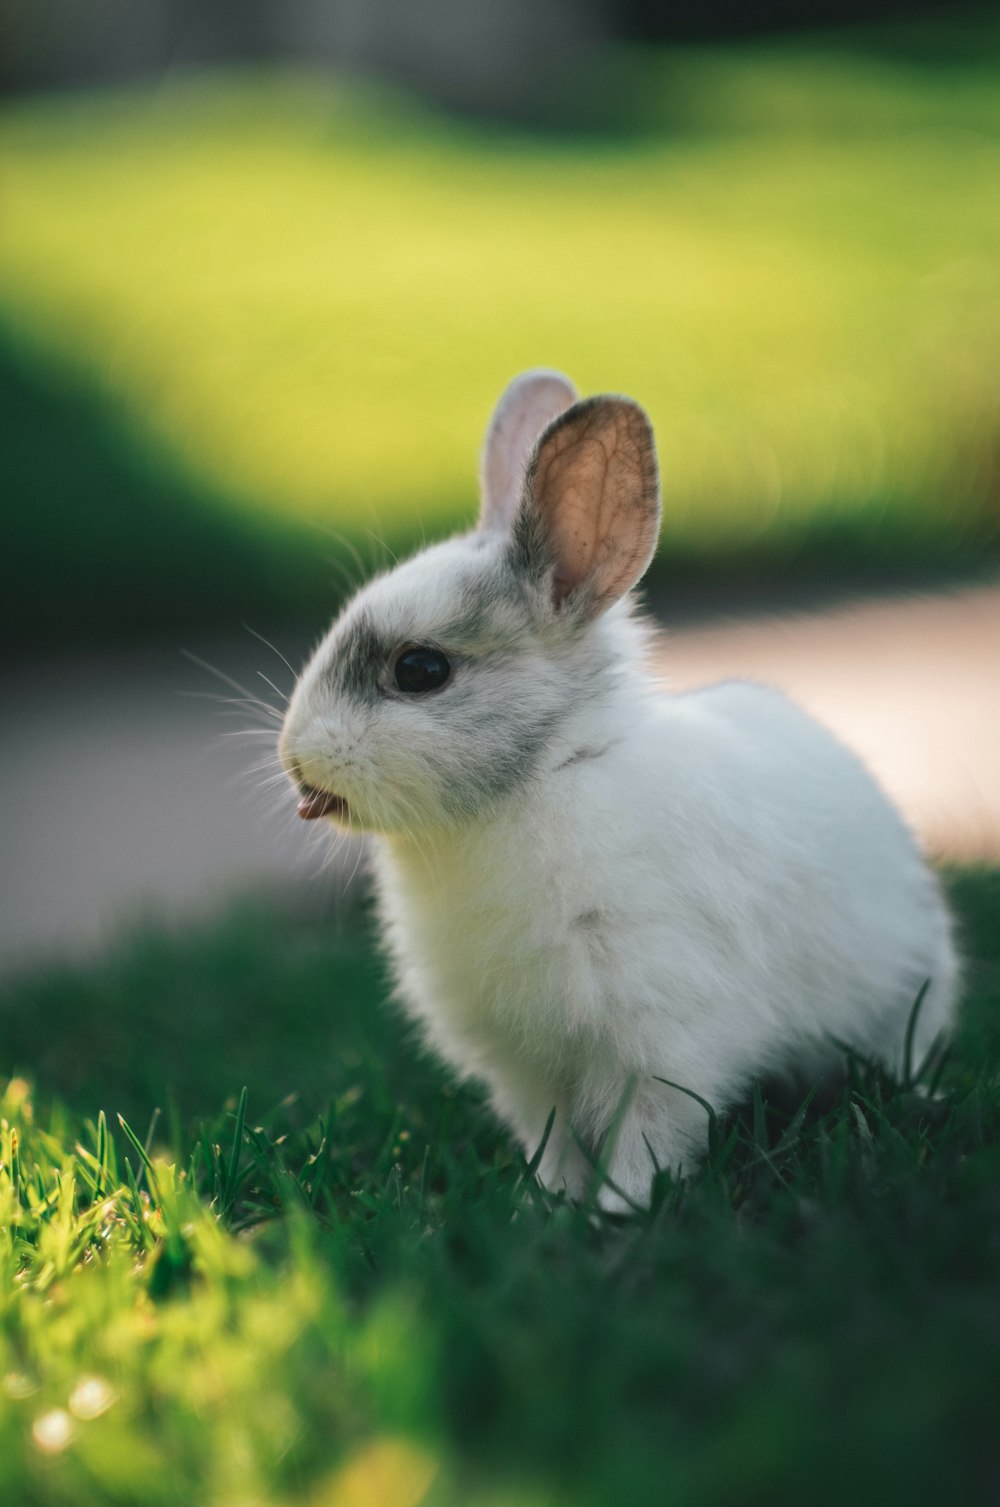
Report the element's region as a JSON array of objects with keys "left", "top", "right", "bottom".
[
  {"left": 515, "top": 396, "right": 660, "bottom": 616},
  {"left": 480, "top": 369, "right": 577, "bottom": 533}
]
